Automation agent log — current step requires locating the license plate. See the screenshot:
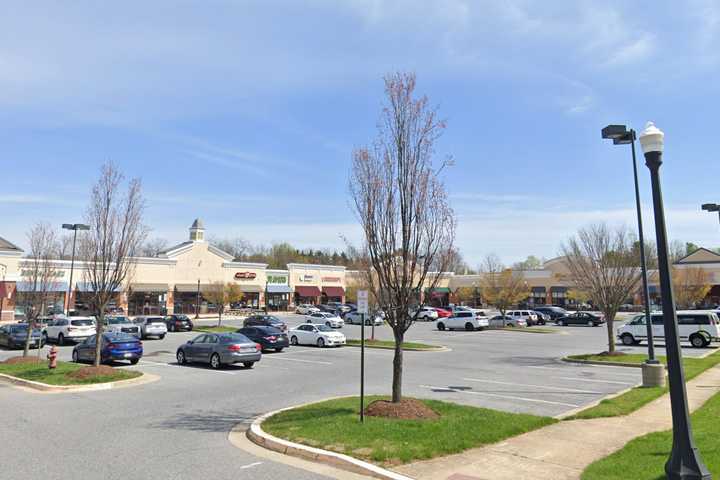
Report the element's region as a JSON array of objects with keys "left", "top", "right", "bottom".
[{"left": 124, "top": 353, "right": 132, "bottom": 358}]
